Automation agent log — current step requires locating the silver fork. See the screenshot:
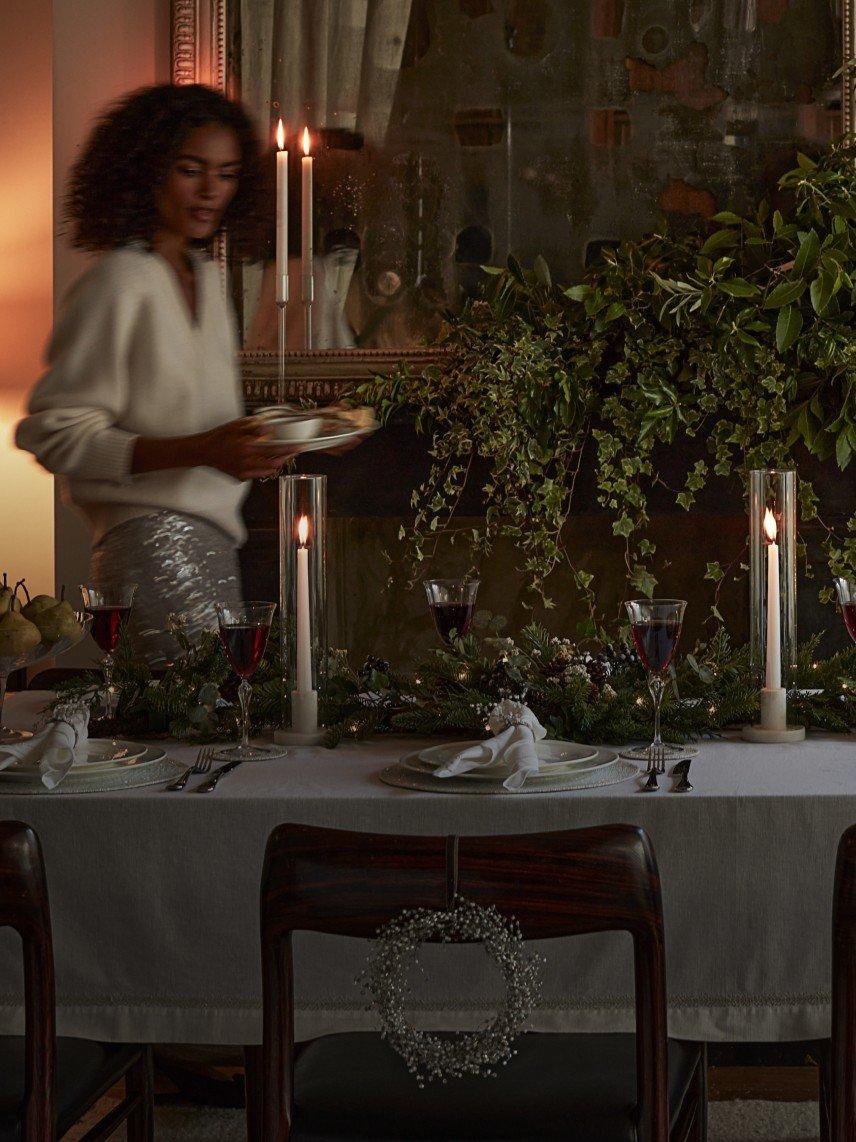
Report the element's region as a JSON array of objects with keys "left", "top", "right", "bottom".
[
  {"left": 164, "top": 745, "right": 214, "bottom": 791},
  {"left": 640, "top": 744, "right": 666, "bottom": 792}
]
